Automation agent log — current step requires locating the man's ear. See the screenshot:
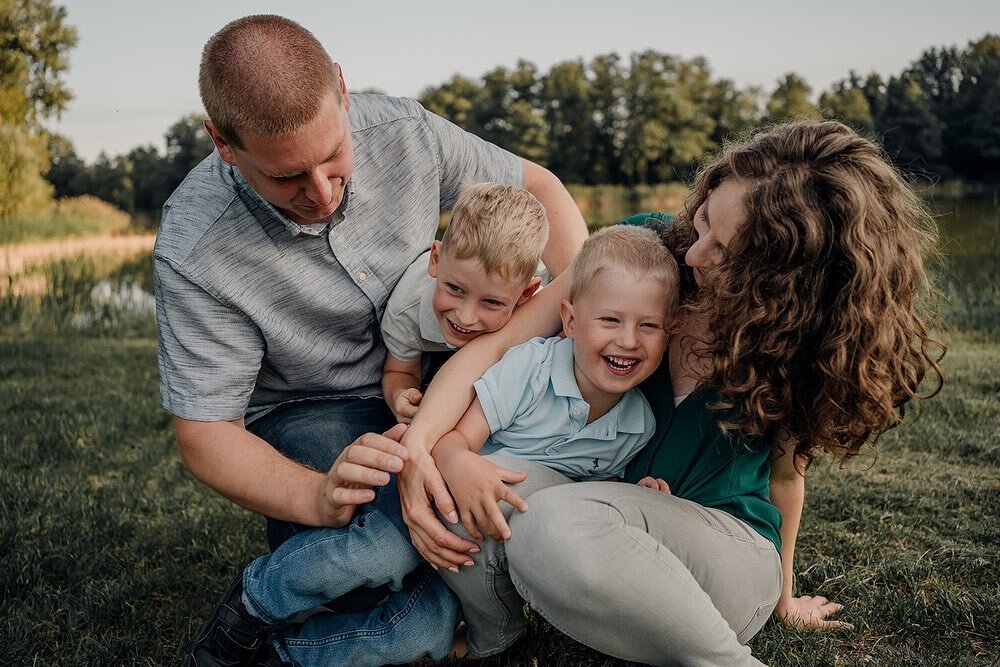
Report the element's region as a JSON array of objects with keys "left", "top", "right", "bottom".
[
  {"left": 334, "top": 63, "right": 351, "bottom": 111},
  {"left": 516, "top": 277, "right": 543, "bottom": 306},
  {"left": 204, "top": 120, "right": 237, "bottom": 165},
  {"left": 559, "top": 299, "right": 576, "bottom": 338},
  {"left": 427, "top": 240, "right": 442, "bottom": 278}
]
